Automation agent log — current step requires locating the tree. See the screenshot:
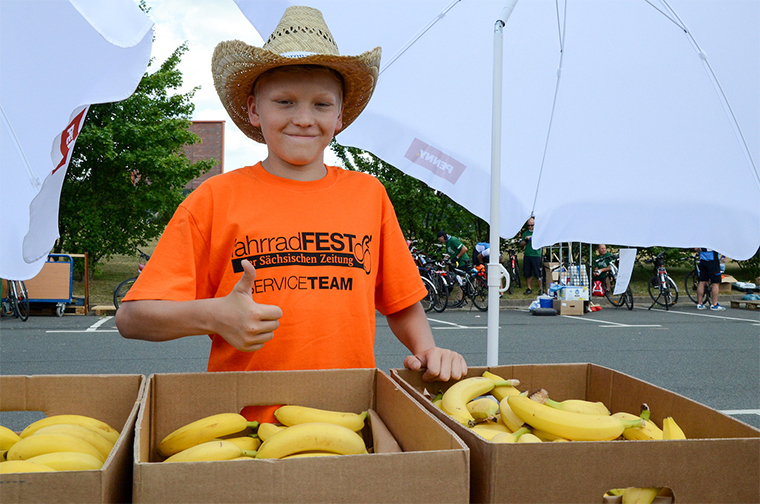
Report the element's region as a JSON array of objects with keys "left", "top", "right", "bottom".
[
  {"left": 330, "top": 141, "right": 487, "bottom": 255},
  {"left": 55, "top": 43, "right": 215, "bottom": 268}
]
